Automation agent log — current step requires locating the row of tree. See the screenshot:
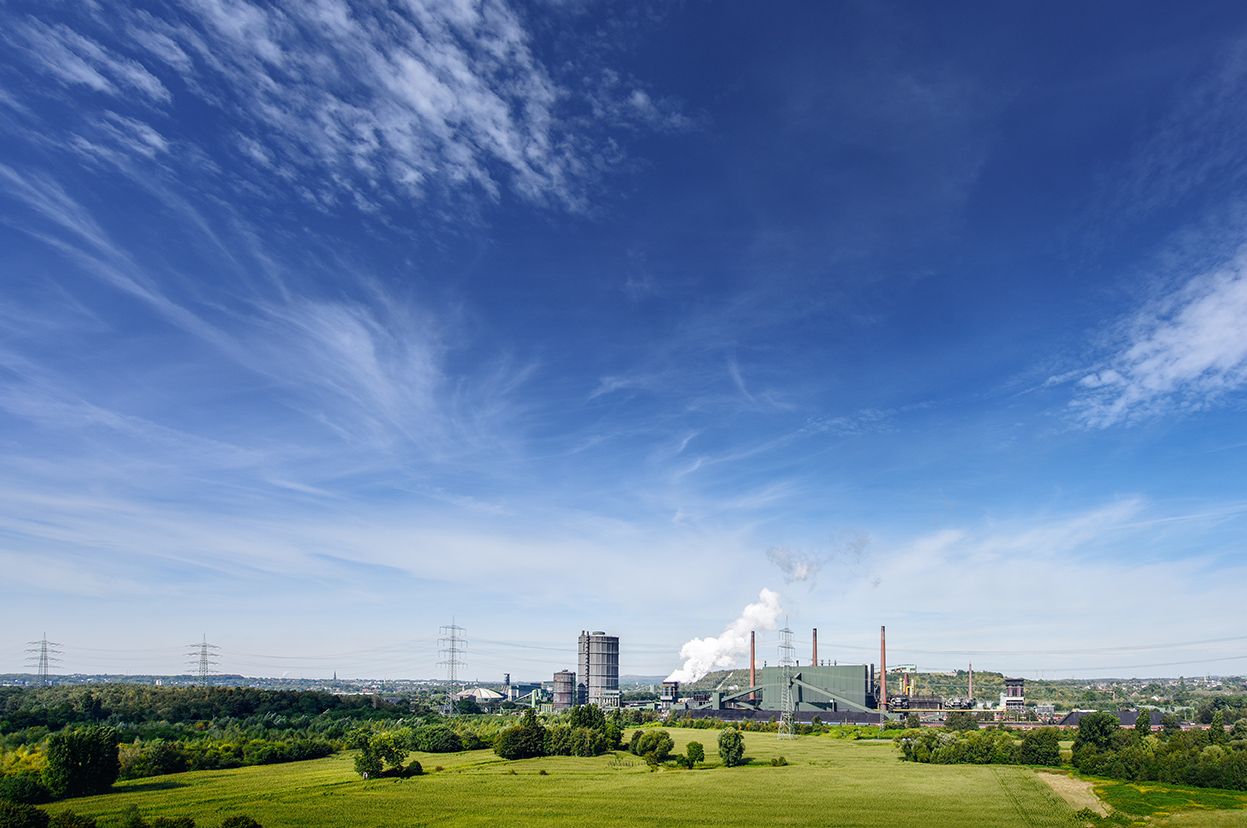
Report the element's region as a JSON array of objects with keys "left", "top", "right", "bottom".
[
  {"left": 896, "top": 727, "right": 1061, "bottom": 766},
  {"left": 1072, "top": 711, "right": 1247, "bottom": 790}
]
